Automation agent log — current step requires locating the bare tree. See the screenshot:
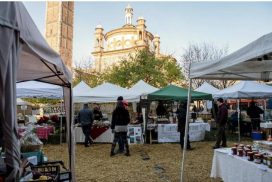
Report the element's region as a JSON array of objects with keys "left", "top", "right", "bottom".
[
  {"left": 73, "top": 57, "right": 103, "bottom": 87},
  {"left": 181, "top": 42, "right": 233, "bottom": 89}
]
